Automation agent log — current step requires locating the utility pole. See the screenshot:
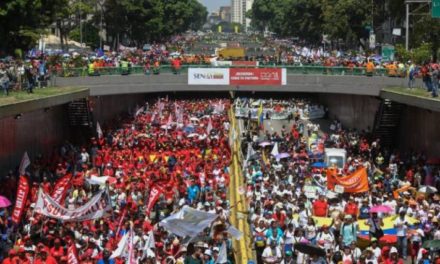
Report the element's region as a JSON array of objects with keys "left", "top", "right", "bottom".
[
  {"left": 404, "top": 0, "right": 431, "bottom": 51},
  {"left": 79, "top": 0, "right": 83, "bottom": 46}
]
